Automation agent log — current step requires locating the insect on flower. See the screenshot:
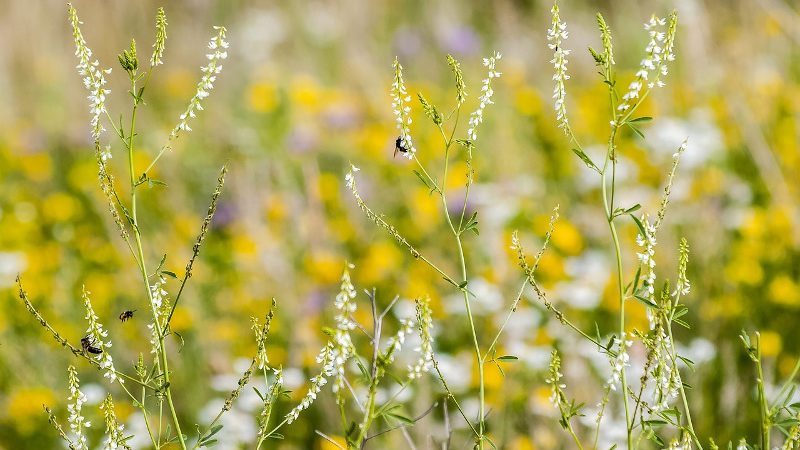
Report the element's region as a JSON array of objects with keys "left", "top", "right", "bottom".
[
  {"left": 394, "top": 136, "right": 408, "bottom": 158},
  {"left": 81, "top": 335, "right": 103, "bottom": 355},
  {"left": 119, "top": 309, "right": 136, "bottom": 322}
]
